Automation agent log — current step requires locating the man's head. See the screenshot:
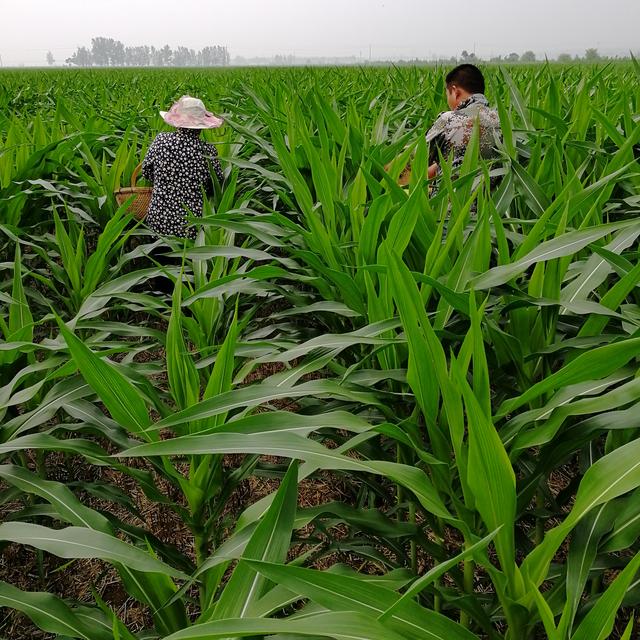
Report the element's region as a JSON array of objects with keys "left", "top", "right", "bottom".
[{"left": 445, "top": 64, "right": 485, "bottom": 110}]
